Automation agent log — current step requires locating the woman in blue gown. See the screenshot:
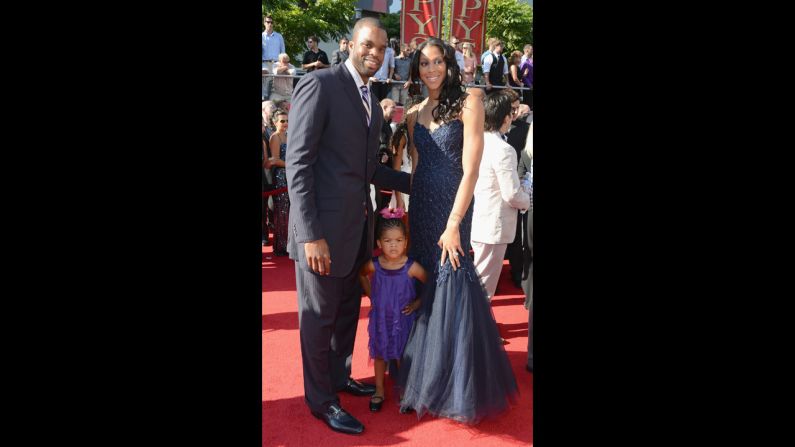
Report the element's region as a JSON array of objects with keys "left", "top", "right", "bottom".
[{"left": 395, "top": 38, "right": 518, "bottom": 425}]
